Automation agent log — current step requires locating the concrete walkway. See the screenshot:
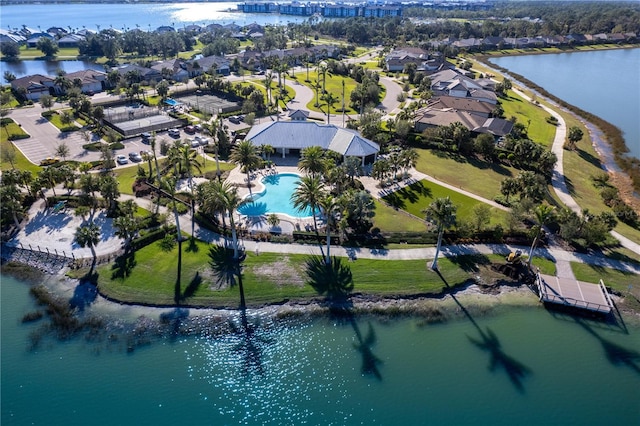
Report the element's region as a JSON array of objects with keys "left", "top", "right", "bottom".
[
  {"left": 512, "top": 87, "right": 640, "bottom": 255},
  {"left": 5, "top": 181, "right": 639, "bottom": 283}
]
